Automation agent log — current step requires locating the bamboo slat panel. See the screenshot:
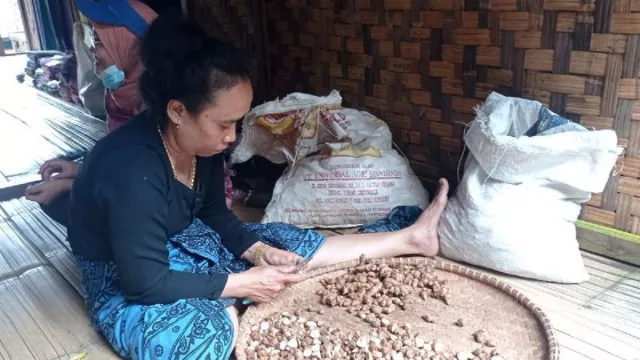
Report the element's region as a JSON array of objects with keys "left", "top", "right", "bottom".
[
  {"left": 252, "top": 0, "right": 639, "bottom": 234},
  {"left": 0, "top": 200, "right": 117, "bottom": 359},
  {"left": 0, "top": 58, "right": 106, "bottom": 186},
  {"left": 187, "top": 0, "right": 272, "bottom": 104},
  {"left": 0, "top": 266, "right": 118, "bottom": 360}
]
